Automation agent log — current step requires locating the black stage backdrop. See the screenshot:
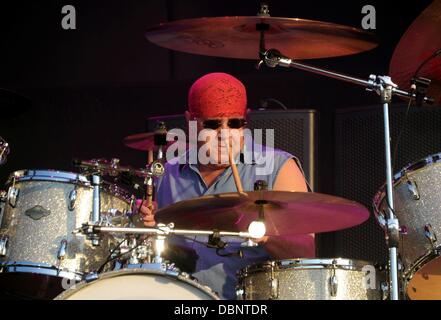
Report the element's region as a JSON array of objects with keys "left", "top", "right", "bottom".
[{"left": 0, "top": 0, "right": 437, "bottom": 261}]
